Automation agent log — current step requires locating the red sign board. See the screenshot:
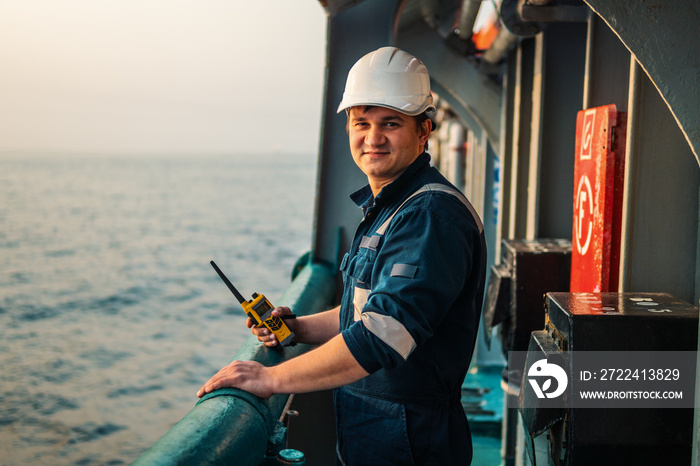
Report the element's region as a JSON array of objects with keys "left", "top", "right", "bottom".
[{"left": 570, "top": 104, "right": 626, "bottom": 292}]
